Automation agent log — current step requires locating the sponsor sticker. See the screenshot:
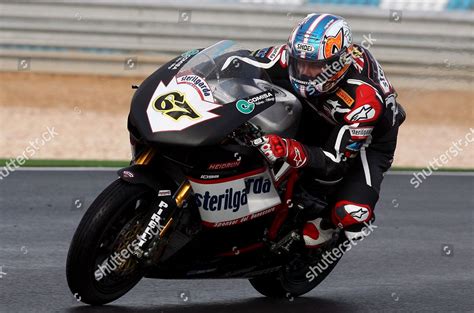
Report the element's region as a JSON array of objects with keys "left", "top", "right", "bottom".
[
  {"left": 346, "top": 141, "right": 363, "bottom": 152},
  {"left": 208, "top": 160, "right": 241, "bottom": 170},
  {"left": 346, "top": 204, "right": 369, "bottom": 222},
  {"left": 345, "top": 104, "right": 376, "bottom": 122},
  {"left": 336, "top": 88, "right": 354, "bottom": 106},
  {"left": 167, "top": 49, "right": 199, "bottom": 70},
  {"left": 376, "top": 62, "right": 391, "bottom": 94},
  {"left": 146, "top": 75, "right": 220, "bottom": 132},
  {"left": 189, "top": 169, "right": 281, "bottom": 226},
  {"left": 236, "top": 99, "right": 255, "bottom": 114},
  {"left": 254, "top": 47, "right": 270, "bottom": 58},
  {"left": 236, "top": 91, "right": 275, "bottom": 114},
  {"left": 177, "top": 74, "right": 212, "bottom": 98},
  {"left": 137, "top": 200, "right": 168, "bottom": 247},
  {"left": 266, "top": 45, "right": 283, "bottom": 61},
  {"left": 295, "top": 42, "right": 315, "bottom": 53},
  {"left": 122, "top": 170, "right": 134, "bottom": 178},
  {"left": 349, "top": 126, "right": 373, "bottom": 139},
  {"left": 200, "top": 174, "right": 220, "bottom": 180},
  {"left": 158, "top": 190, "right": 172, "bottom": 197}
]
